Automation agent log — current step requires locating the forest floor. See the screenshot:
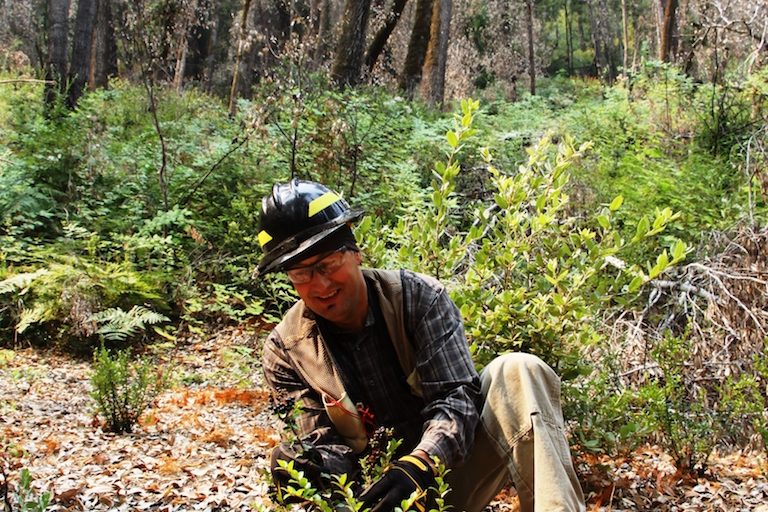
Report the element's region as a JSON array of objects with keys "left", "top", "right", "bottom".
[{"left": 2, "top": 326, "right": 768, "bottom": 511}]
